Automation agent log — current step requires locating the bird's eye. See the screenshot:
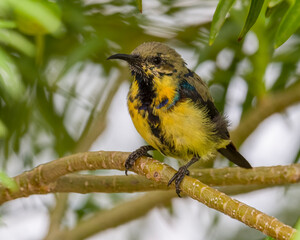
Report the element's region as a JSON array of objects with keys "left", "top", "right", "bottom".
[{"left": 152, "top": 56, "right": 162, "bottom": 65}]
